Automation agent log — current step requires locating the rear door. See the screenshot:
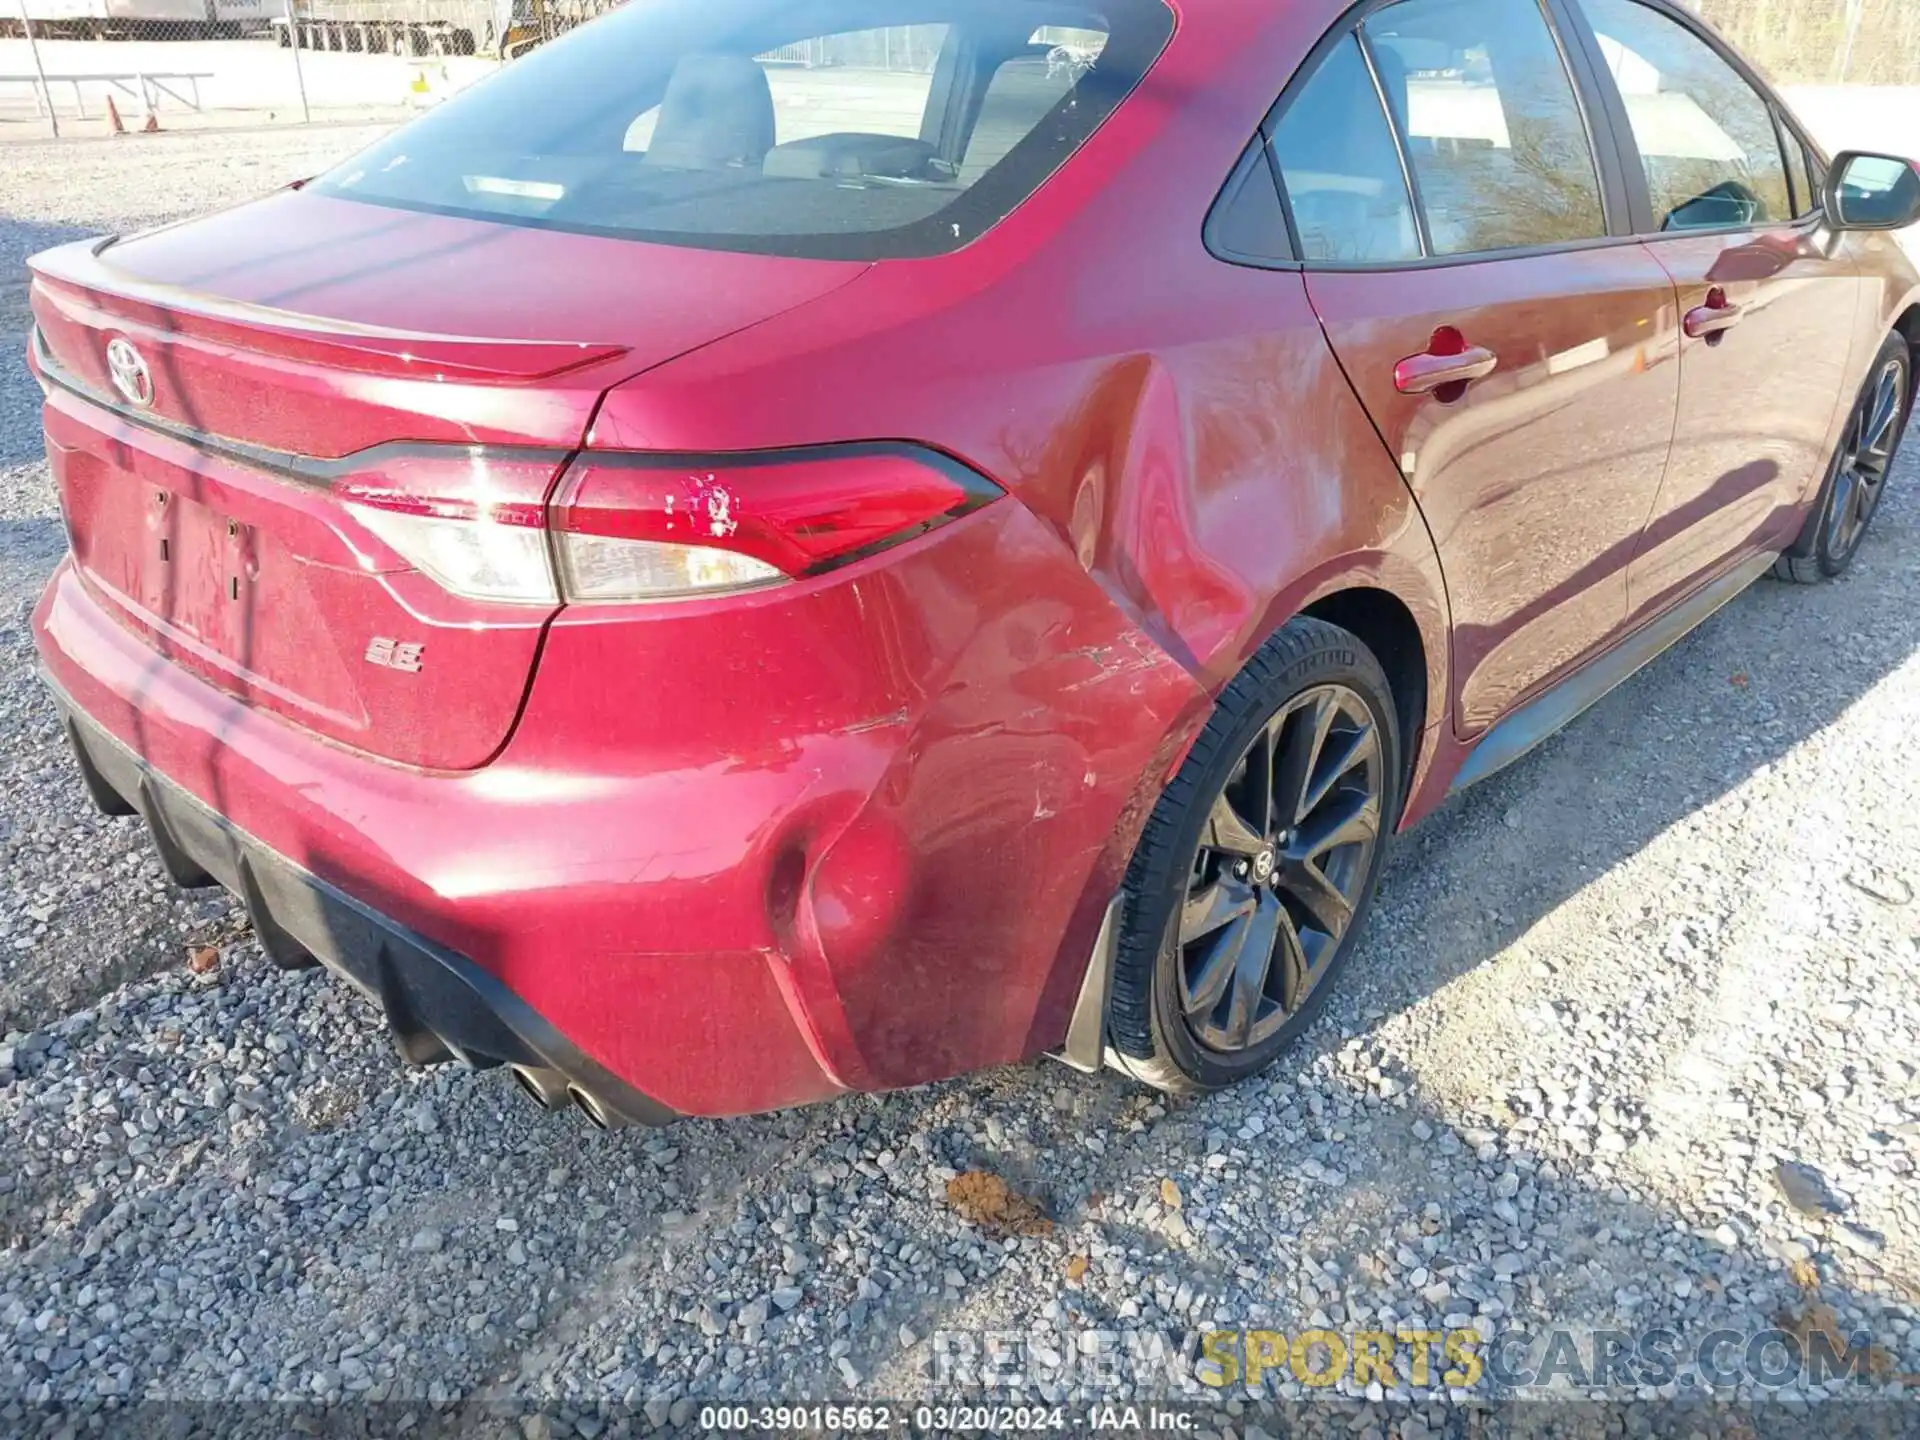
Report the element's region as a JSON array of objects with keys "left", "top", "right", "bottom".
[
  {"left": 1274, "top": 0, "right": 1682, "bottom": 734},
  {"left": 1566, "top": 0, "right": 1861, "bottom": 619}
]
